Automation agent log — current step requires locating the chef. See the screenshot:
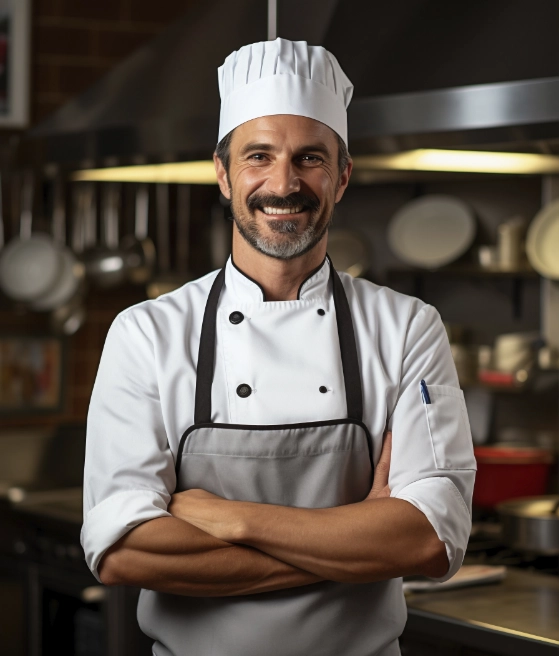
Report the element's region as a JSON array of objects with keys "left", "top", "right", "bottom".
[{"left": 82, "top": 38, "right": 476, "bottom": 656}]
